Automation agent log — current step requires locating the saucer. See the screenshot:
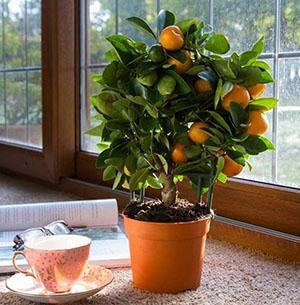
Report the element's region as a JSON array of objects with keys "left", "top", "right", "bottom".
[{"left": 5, "top": 264, "right": 114, "bottom": 304}]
